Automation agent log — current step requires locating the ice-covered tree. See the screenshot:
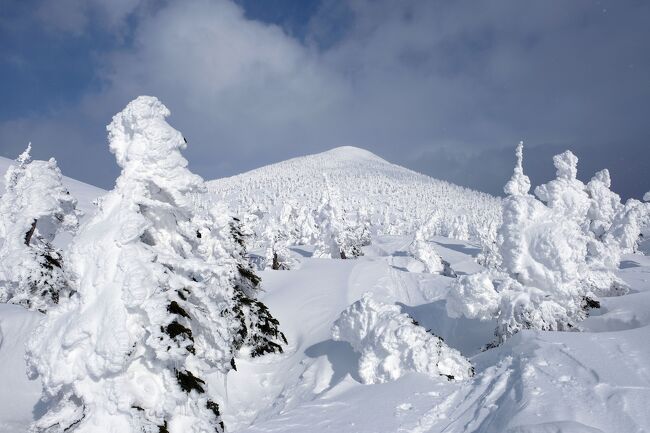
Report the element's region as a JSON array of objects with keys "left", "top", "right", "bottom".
[
  {"left": 277, "top": 201, "right": 302, "bottom": 245},
  {"left": 497, "top": 144, "right": 590, "bottom": 337},
  {"left": 332, "top": 293, "right": 473, "bottom": 384},
  {"left": 228, "top": 216, "right": 288, "bottom": 357},
  {"left": 294, "top": 204, "right": 319, "bottom": 245},
  {"left": 446, "top": 271, "right": 502, "bottom": 322},
  {"left": 262, "top": 217, "right": 296, "bottom": 270},
  {"left": 408, "top": 225, "right": 456, "bottom": 275},
  {"left": 26, "top": 96, "right": 285, "bottom": 433},
  {"left": 354, "top": 206, "right": 373, "bottom": 248},
  {"left": 474, "top": 217, "right": 501, "bottom": 269},
  {"left": 313, "top": 180, "right": 345, "bottom": 258},
  {"left": 313, "top": 178, "right": 365, "bottom": 259},
  {"left": 586, "top": 169, "right": 622, "bottom": 239},
  {"left": 605, "top": 198, "right": 649, "bottom": 255},
  {"left": 534, "top": 150, "right": 591, "bottom": 228},
  {"left": 440, "top": 214, "right": 471, "bottom": 241},
  {"left": 0, "top": 144, "right": 80, "bottom": 313},
  {"left": 534, "top": 153, "right": 628, "bottom": 296},
  {"left": 448, "top": 143, "right": 601, "bottom": 344}
]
